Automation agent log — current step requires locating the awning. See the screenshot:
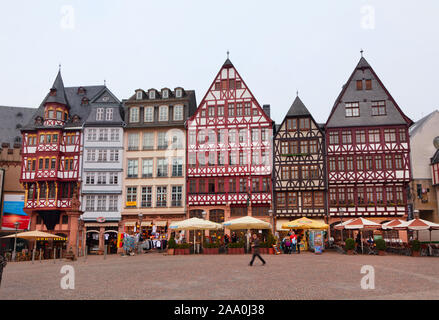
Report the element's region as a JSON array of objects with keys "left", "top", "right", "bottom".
[
  {"left": 124, "top": 221, "right": 136, "bottom": 227},
  {"left": 276, "top": 219, "right": 290, "bottom": 231},
  {"left": 154, "top": 221, "right": 168, "bottom": 227},
  {"left": 84, "top": 222, "right": 119, "bottom": 227},
  {"left": 141, "top": 221, "right": 152, "bottom": 226}
]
